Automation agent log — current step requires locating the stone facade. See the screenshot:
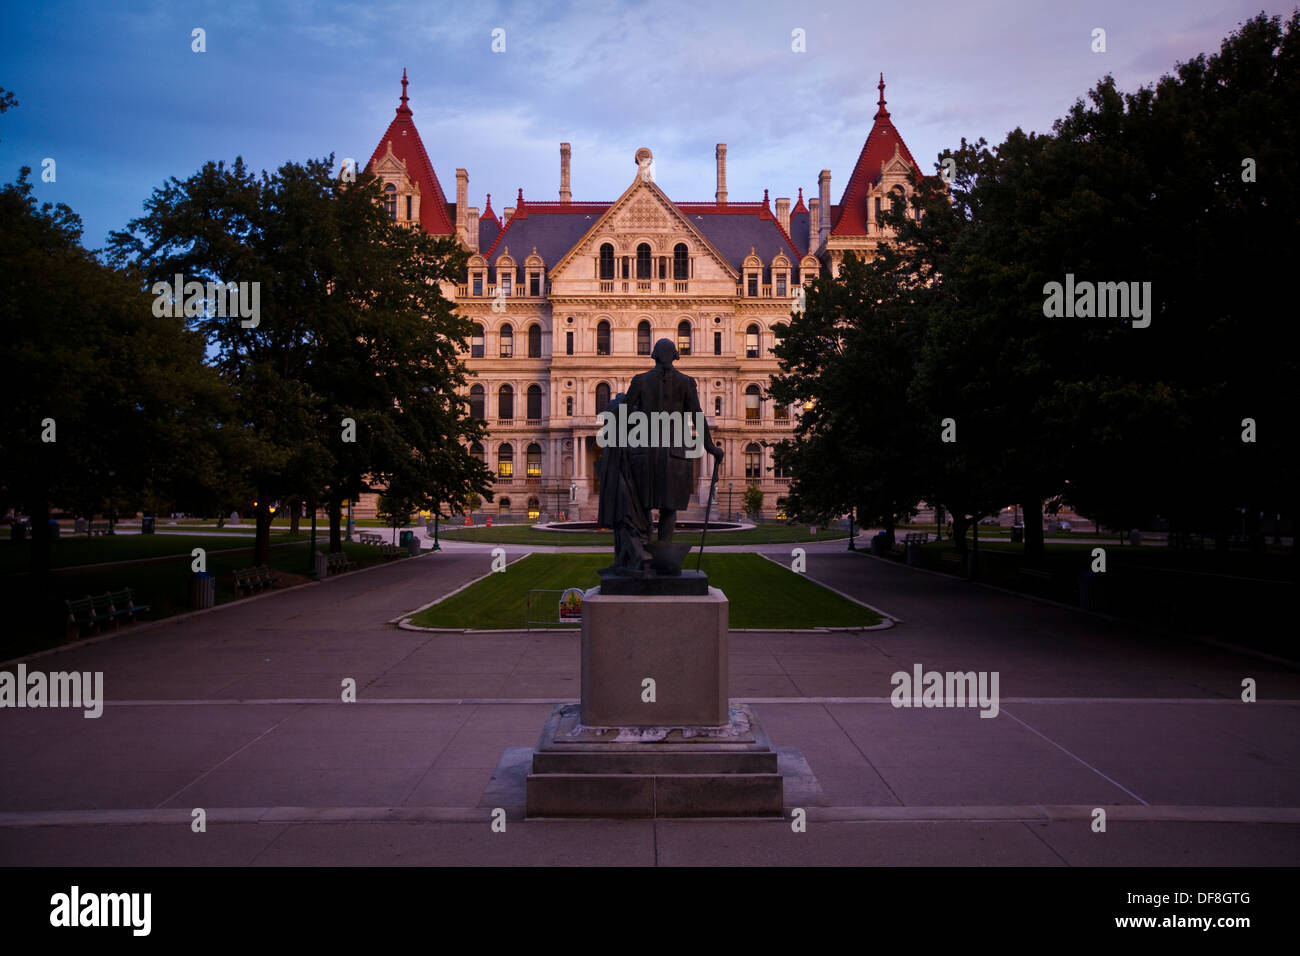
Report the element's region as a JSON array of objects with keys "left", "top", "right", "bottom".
[{"left": 356, "top": 70, "right": 926, "bottom": 521}]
